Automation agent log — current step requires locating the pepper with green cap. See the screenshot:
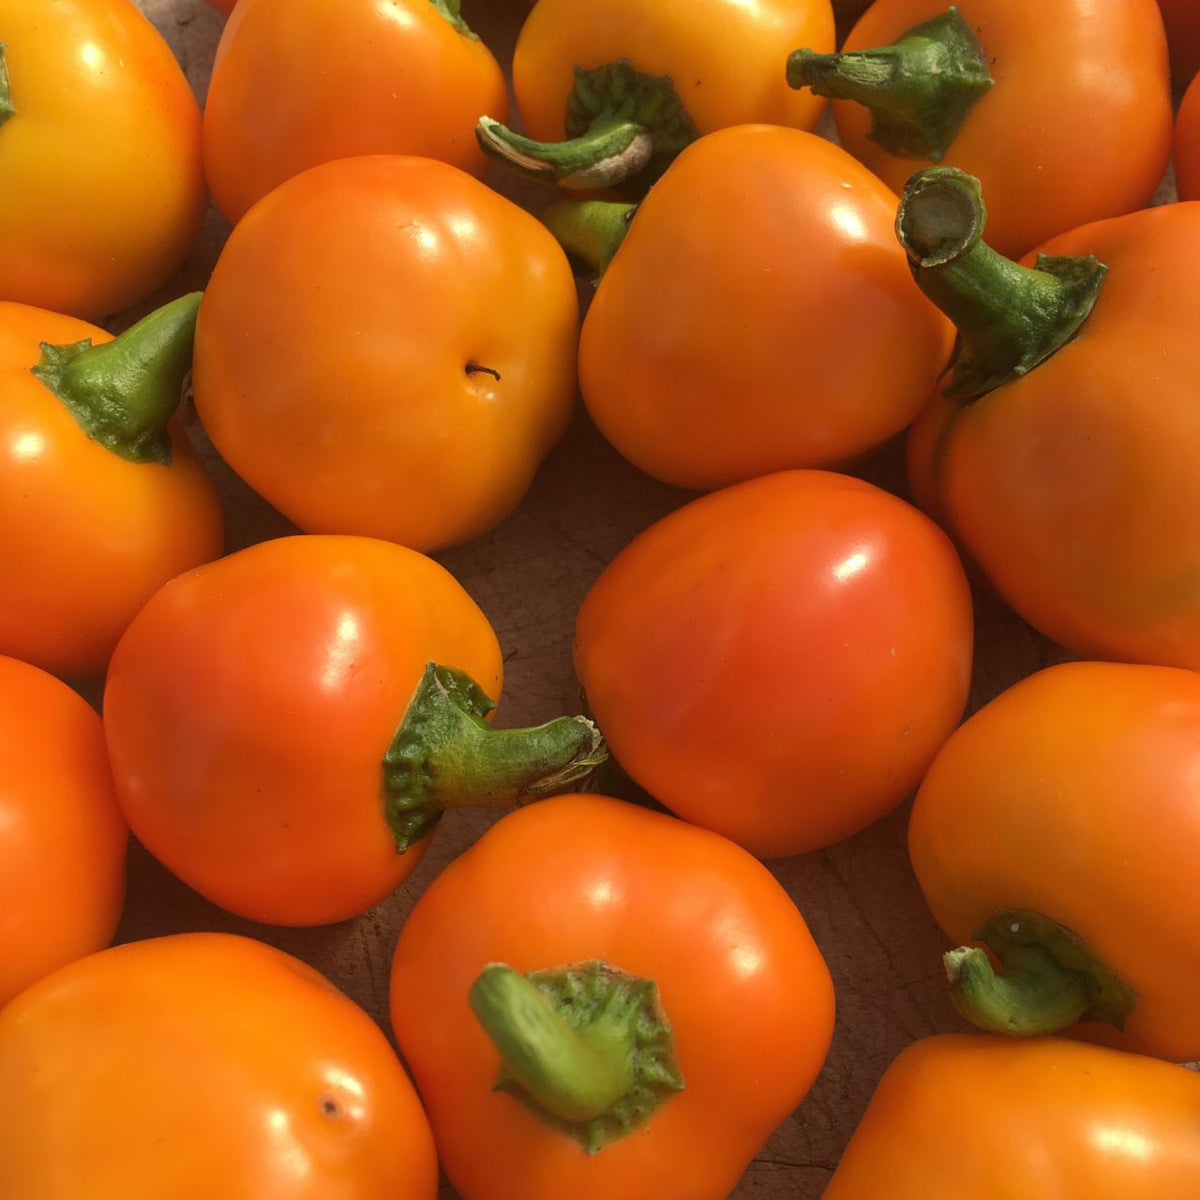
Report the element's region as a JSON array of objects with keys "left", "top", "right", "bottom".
[
  {"left": 102, "top": 533, "right": 608, "bottom": 927},
  {"left": 787, "top": 0, "right": 1172, "bottom": 258},
  {"left": 901, "top": 163, "right": 1200, "bottom": 671},
  {"left": 476, "top": 0, "right": 834, "bottom": 197},
  {"left": 908, "top": 660, "right": 1200, "bottom": 1063},
  {"left": 0, "top": 294, "right": 223, "bottom": 680},
  {"left": 389, "top": 792, "right": 835, "bottom": 1199}
]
